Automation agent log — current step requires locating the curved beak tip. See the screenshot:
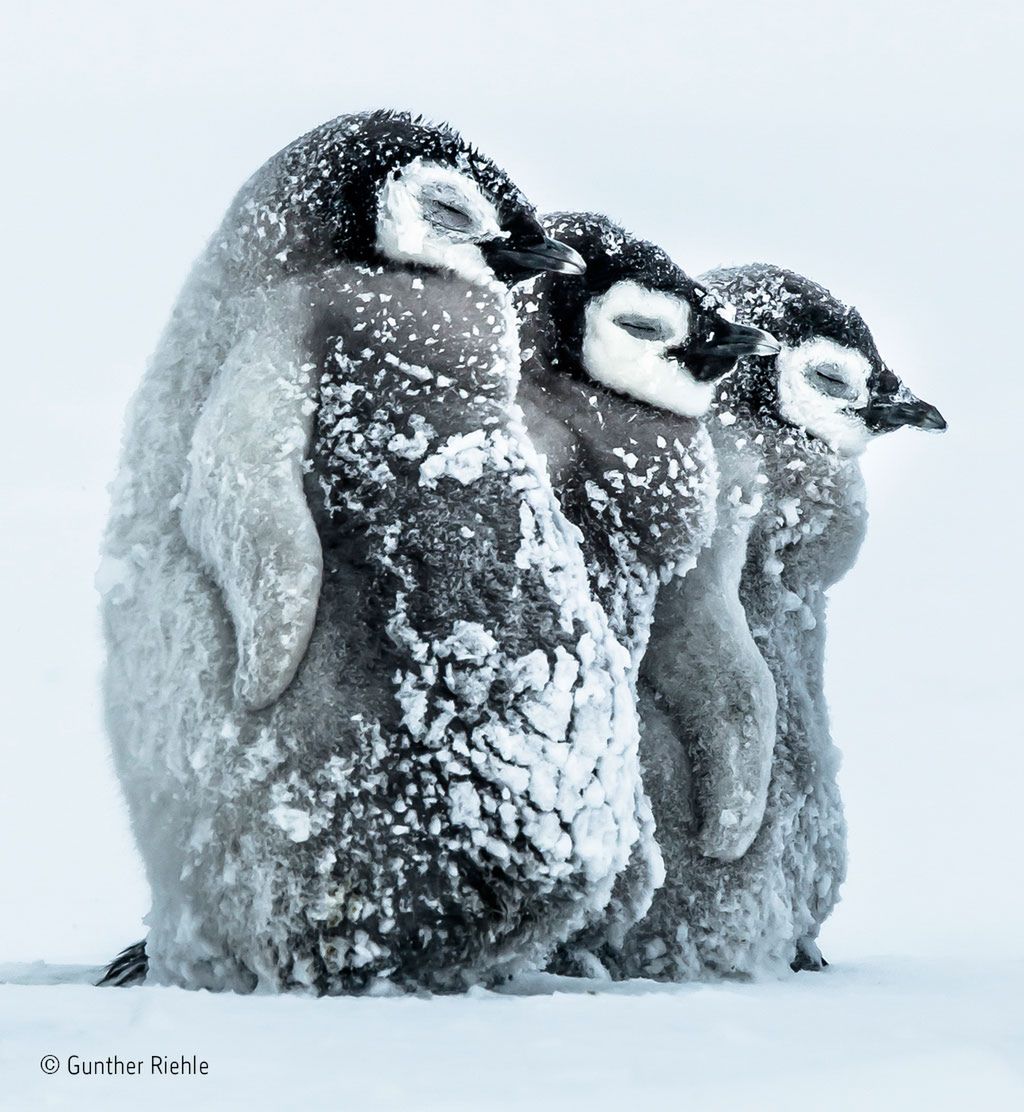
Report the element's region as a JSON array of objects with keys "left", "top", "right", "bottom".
[
  {"left": 750, "top": 331, "right": 781, "bottom": 357},
  {"left": 724, "top": 322, "right": 778, "bottom": 355},
  {"left": 863, "top": 397, "right": 948, "bottom": 433},
  {"left": 544, "top": 239, "right": 586, "bottom": 276},
  {"left": 484, "top": 234, "right": 586, "bottom": 281},
  {"left": 903, "top": 397, "right": 947, "bottom": 432},
  {"left": 677, "top": 322, "right": 781, "bottom": 381}
]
